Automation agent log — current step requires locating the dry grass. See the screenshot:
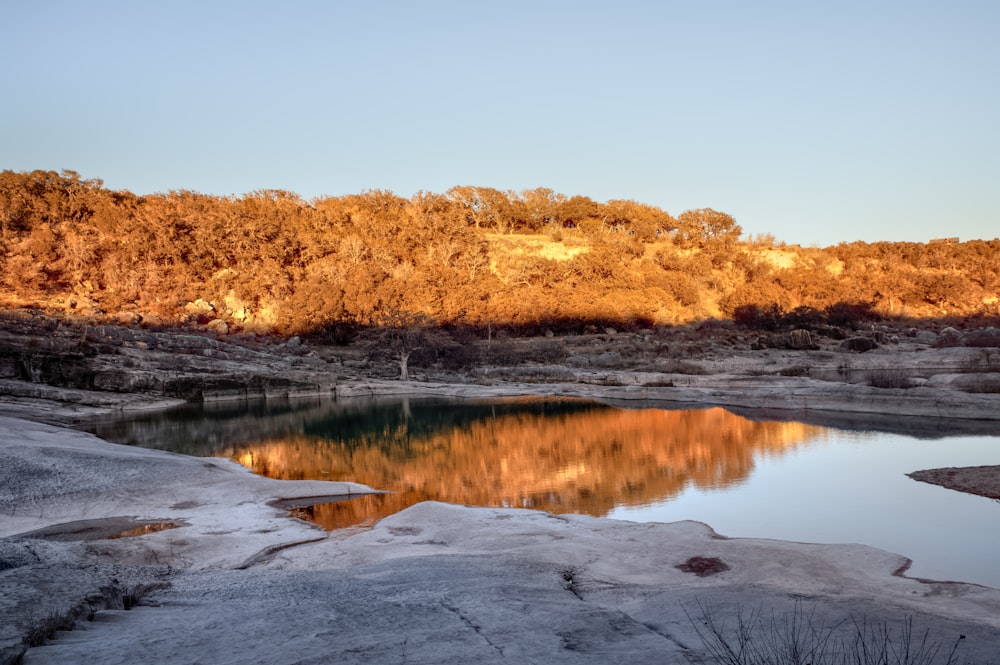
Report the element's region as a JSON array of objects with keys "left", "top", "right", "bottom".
[
  {"left": 689, "top": 601, "right": 986, "bottom": 665},
  {"left": 20, "top": 581, "right": 168, "bottom": 648}
]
